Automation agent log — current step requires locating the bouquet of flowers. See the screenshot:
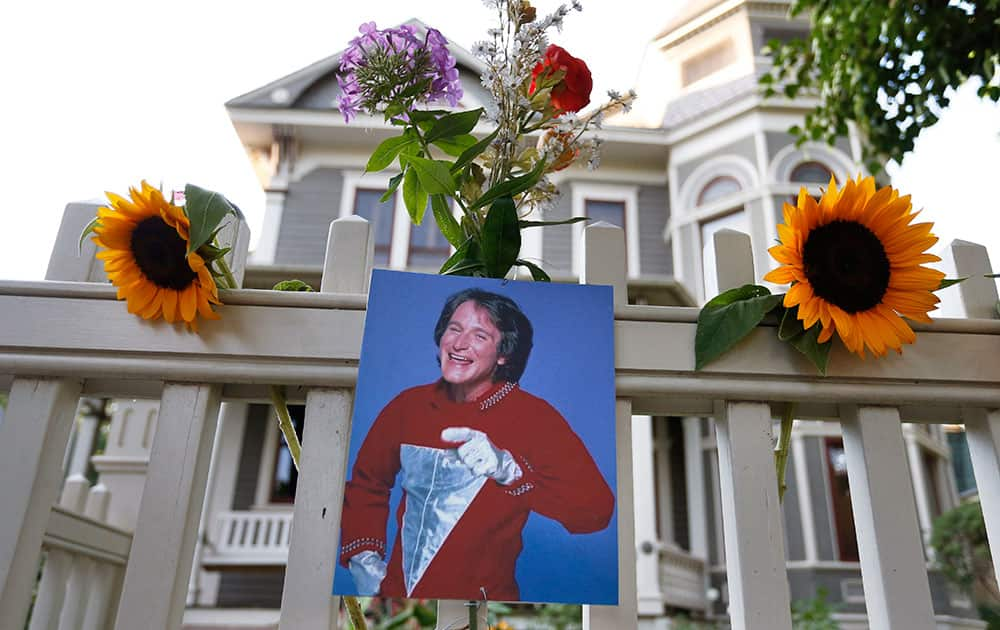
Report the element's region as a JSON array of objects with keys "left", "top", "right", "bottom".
[{"left": 337, "top": 0, "right": 634, "bottom": 280}]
